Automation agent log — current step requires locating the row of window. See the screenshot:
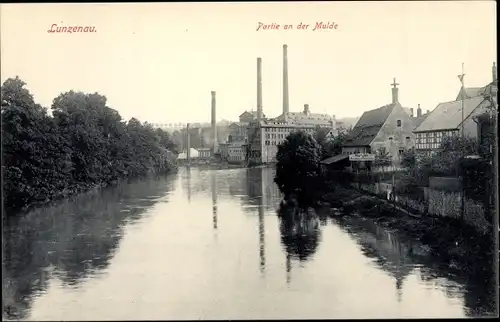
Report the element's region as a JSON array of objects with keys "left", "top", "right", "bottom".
[
  {"left": 416, "top": 143, "right": 441, "bottom": 150},
  {"left": 266, "top": 133, "right": 287, "bottom": 139},
  {"left": 415, "top": 130, "right": 458, "bottom": 148},
  {"left": 265, "top": 140, "right": 283, "bottom": 146},
  {"left": 416, "top": 130, "right": 458, "bottom": 139},
  {"left": 228, "top": 155, "right": 243, "bottom": 161},
  {"left": 263, "top": 127, "right": 316, "bottom": 133},
  {"left": 417, "top": 137, "right": 441, "bottom": 144}
]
